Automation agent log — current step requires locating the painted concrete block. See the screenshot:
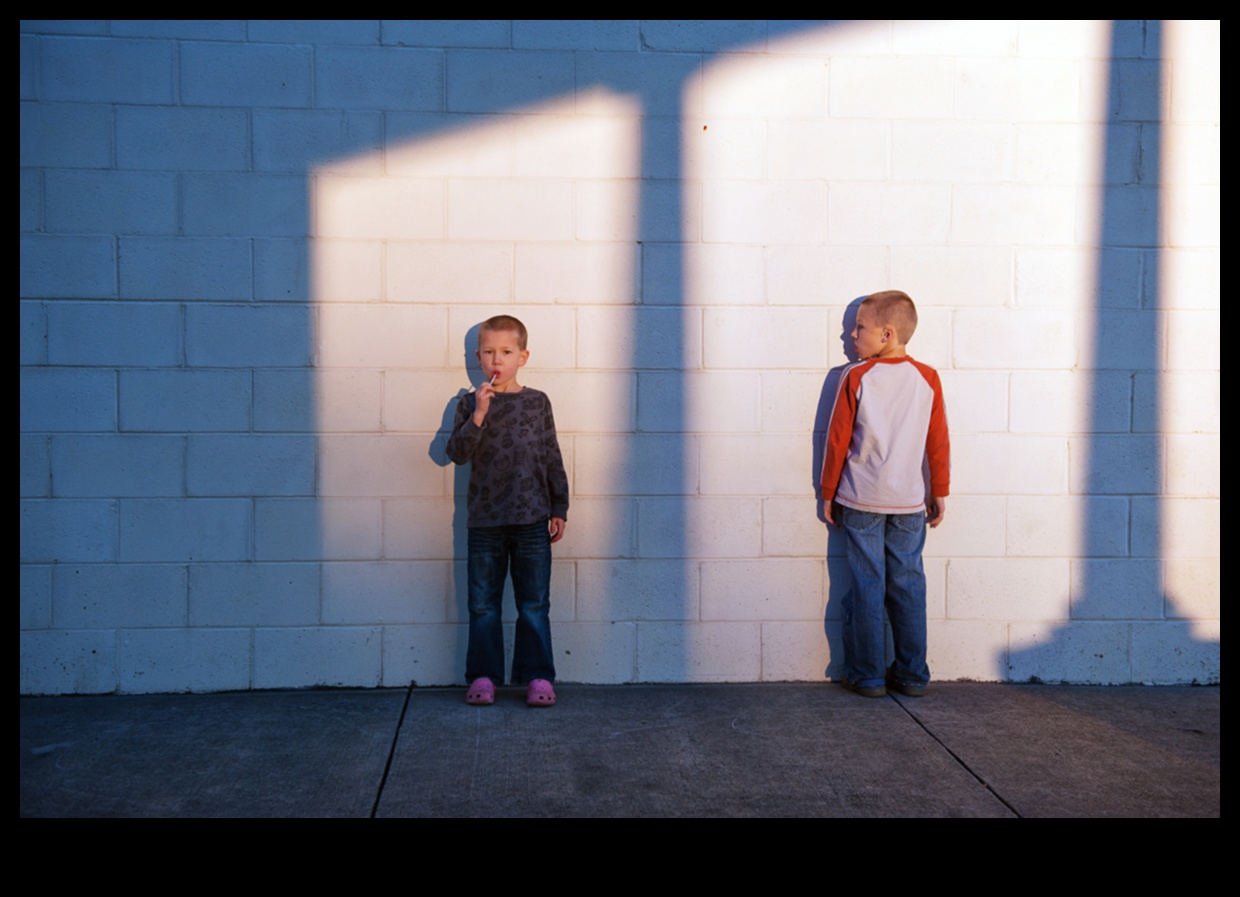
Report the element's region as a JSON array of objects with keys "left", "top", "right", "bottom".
[
  {"left": 639, "top": 20, "right": 766, "bottom": 53},
  {"left": 679, "top": 117, "right": 765, "bottom": 181},
  {"left": 322, "top": 561, "right": 451, "bottom": 625},
  {"left": 247, "top": 20, "right": 379, "bottom": 45},
  {"left": 889, "top": 246, "right": 1012, "bottom": 308},
  {"left": 549, "top": 497, "right": 636, "bottom": 560},
  {"left": 700, "top": 559, "right": 823, "bottom": 622},
  {"left": 316, "top": 46, "right": 443, "bottom": 111},
  {"left": 575, "top": 178, "right": 691, "bottom": 243},
  {"left": 45, "top": 170, "right": 177, "bottom": 236},
  {"left": 388, "top": 242, "right": 512, "bottom": 304},
  {"left": 180, "top": 42, "right": 312, "bottom": 107},
  {"left": 252, "top": 238, "right": 310, "bottom": 303},
  {"left": 638, "top": 373, "right": 758, "bottom": 433},
  {"left": 314, "top": 176, "right": 445, "bottom": 240},
  {"left": 41, "top": 36, "right": 174, "bottom": 103},
  {"left": 954, "top": 58, "right": 1083, "bottom": 122},
  {"left": 316, "top": 304, "right": 446, "bottom": 369},
  {"left": 445, "top": 49, "right": 574, "bottom": 113},
  {"left": 948, "top": 558, "right": 1070, "bottom": 621},
  {"left": 382, "top": 623, "right": 467, "bottom": 687},
  {"left": 699, "top": 435, "right": 813, "bottom": 497},
  {"left": 53, "top": 564, "right": 186, "bottom": 628},
  {"left": 385, "top": 20, "right": 510, "bottom": 49},
  {"left": 448, "top": 179, "right": 574, "bottom": 241},
  {"left": 21, "top": 368, "right": 116, "bottom": 432},
  {"left": 766, "top": 21, "right": 893, "bottom": 56},
  {"left": 19, "top": 300, "right": 44, "bottom": 366},
  {"left": 190, "top": 304, "right": 310, "bottom": 369},
  {"left": 21, "top": 565, "right": 52, "bottom": 629},
  {"left": 935, "top": 372, "right": 1008, "bottom": 435},
  {"left": 761, "top": 497, "right": 828, "bottom": 559},
  {"left": 767, "top": 119, "right": 888, "bottom": 182},
  {"left": 525, "top": 373, "right": 635, "bottom": 434},
  {"left": 647, "top": 243, "right": 765, "bottom": 306},
  {"left": 1165, "top": 311, "right": 1221, "bottom": 372},
  {"left": 252, "top": 370, "right": 314, "bottom": 433},
  {"left": 385, "top": 112, "right": 515, "bottom": 178},
  {"left": 702, "top": 180, "right": 826, "bottom": 245},
  {"left": 183, "top": 173, "right": 308, "bottom": 238},
  {"left": 19, "top": 168, "right": 40, "bottom": 233},
  {"left": 52, "top": 435, "right": 184, "bottom": 498},
  {"left": 119, "top": 498, "right": 250, "bottom": 563},
  {"left": 188, "top": 562, "right": 319, "bottom": 627},
  {"left": 927, "top": 620, "right": 1009, "bottom": 682},
  {"left": 637, "top": 497, "right": 762, "bottom": 560},
  {"left": 384, "top": 372, "right": 473, "bottom": 435},
  {"left": 21, "top": 234, "right": 116, "bottom": 300},
  {"left": 893, "top": 121, "right": 1014, "bottom": 184},
  {"left": 1069, "top": 435, "right": 1159, "bottom": 495},
  {"left": 760, "top": 620, "right": 834, "bottom": 682},
  {"left": 1163, "top": 558, "right": 1220, "bottom": 621},
  {"left": 829, "top": 57, "right": 953, "bottom": 119},
  {"left": 951, "top": 184, "right": 1077, "bottom": 246},
  {"left": 303, "top": 239, "right": 381, "bottom": 303},
  {"left": 188, "top": 435, "right": 315, "bottom": 497},
  {"left": 119, "top": 237, "right": 251, "bottom": 301},
  {"left": 576, "top": 307, "right": 694, "bottom": 372},
  {"left": 765, "top": 245, "right": 888, "bottom": 307},
  {"left": 47, "top": 301, "right": 180, "bottom": 367},
  {"left": 119, "top": 370, "right": 251, "bottom": 433},
  {"left": 1070, "top": 559, "right": 1163, "bottom": 620},
  {"left": 382, "top": 498, "right": 459, "bottom": 560},
  {"left": 1006, "top": 495, "right": 1128, "bottom": 558},
  {"left": 549, "top": 621, "right": 638, "bottom": 684},
  {"left": 20, "top": 100, "right": 112, "bottom": 168},
  {"left": 21, "top": 499, "right": 115, "bottom": 563},
  {"left": 1008, "top": 621, "right": 1132, "bottom": 684},
  {"left": 1085, "top": 310, "right": 1163, "bottom": 371},
  {"left": 761, "top": 371, "right": 829, "bottom": 436},
  {"left": 1131, "top": 497, "right": 1219, "bottom": 560},
  {"left": 319, "top": 436, "right": 448, "bottom": 497},
  {"left": 256, "top": 497, "right": 382, "bottom": 562},
  {"left": 1015, "top": 122, "right": 1131, "bottom": 186},
  {"left": 1131, "top": 621, "right": 1219, "bottom": 684},
  {"left": 120, "top": 627, "right": 252, "bottom": 693},
  {"left": 516, "top": 243, "right": 640, "bottom": 306},
  {"left": 20, "top": 436, "right": 49, "bottom": 497},
  {"left": 1016, "top": 20, "right": 1111, "bottom": 59},
  {"left": 1136, "top": 371, "right": 1219, "bottom": 434},
  {"left": 954, "top": 309, "right": 1076, "bottom": 370},
  {"left": 253, "top": 627, "right": 382, "bottom": 689},
  {"left": 315, "top": 370, "right": 383, "bottom": 433},
  {"left": 701, "top": 54, "right": 827, "bottom": 119},
  {"left": 575, "top": 50, "right": 696, "bottom": 115},
  {"left": 512, "top": 111, "right": 639, "bottom": 179},
  {"left": 1010, "top": 371, "right": 1131, "bottom": 434},
  {"left": 515, "top": 21, "right": 638, "bottom": 51},
  {"left": 920, "top": 495, "right": 1006, "bottom": 558},
  {"left": 828, "top": 183, "right": 951, "bottom": 246},
  {"left": 20, "top": 630, "right": 117, "bottom": 695},
  {"left": 893, "top": 19, "right": 1018, "bottom": 56},
  {"left": 576, "top": 559, "right": 699, "bottom": 622},
  {"left": 636, "top": 621, "right": 761, "bottom": 683},
  {"left": 703, "top": 308, "right": 827, "bottom": 370},
  {"left": 1014, "top": 247, "right": 1142, "bottom": 310}
]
